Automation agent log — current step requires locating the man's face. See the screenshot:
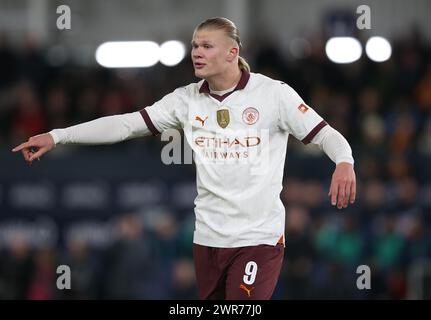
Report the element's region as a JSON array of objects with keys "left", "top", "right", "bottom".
[{"left": 191, "top": 28, "right": 236, "bottom": 79}]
